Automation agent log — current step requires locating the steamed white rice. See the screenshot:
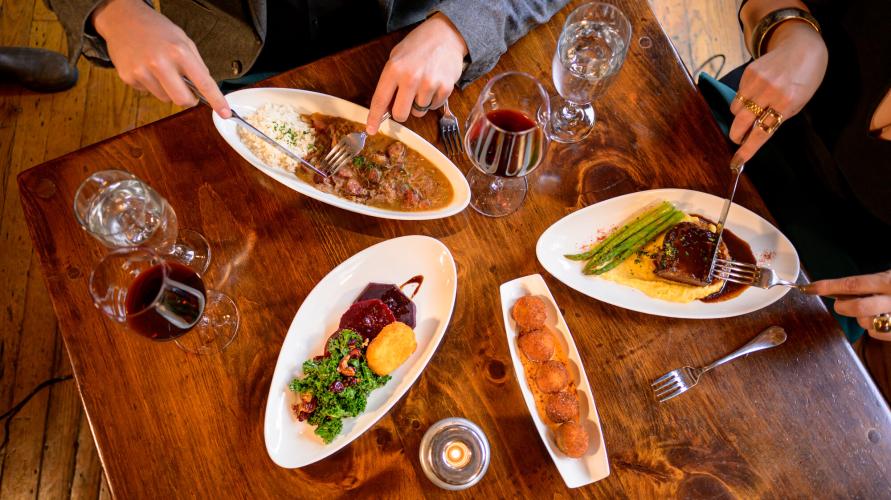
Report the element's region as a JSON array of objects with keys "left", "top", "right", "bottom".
[{"left": 237, "top": 103, "right": 316, "bottom": 173}]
